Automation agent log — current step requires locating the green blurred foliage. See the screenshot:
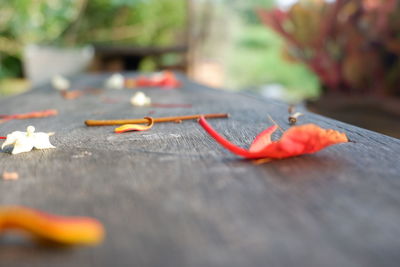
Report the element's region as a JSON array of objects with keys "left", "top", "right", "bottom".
[
  {"left": 260, "top": 0, "right": 400, "bottom": 97},
  {"left": 223, "top": 0, "right": 319, "bottom": 100},
  {"left": 0, "top": 0, "right": 80, "bottom": 45},
  {"left": 227, "top": 24, "right": 320, "bottom": 100},
  {"left": 0, "top": 0, "right": 186, "bottom": 79},
  {"left": 63, "top": 0, "right": 185, "bottom": 46}
]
